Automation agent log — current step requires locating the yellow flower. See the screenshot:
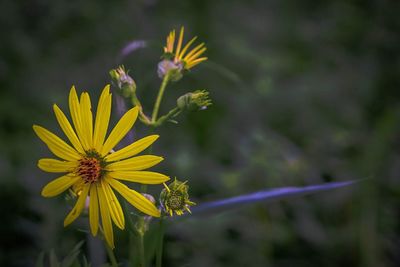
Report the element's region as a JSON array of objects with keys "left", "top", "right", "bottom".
[
  {"left": 33, "top": 85, "right": 169, "bottom": 248},
  {"left": 160, "top": 178, "right": 196, "bottom": 217},
  {"left": 163, "top": 26, "right": 207, "bottom": 70}
]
